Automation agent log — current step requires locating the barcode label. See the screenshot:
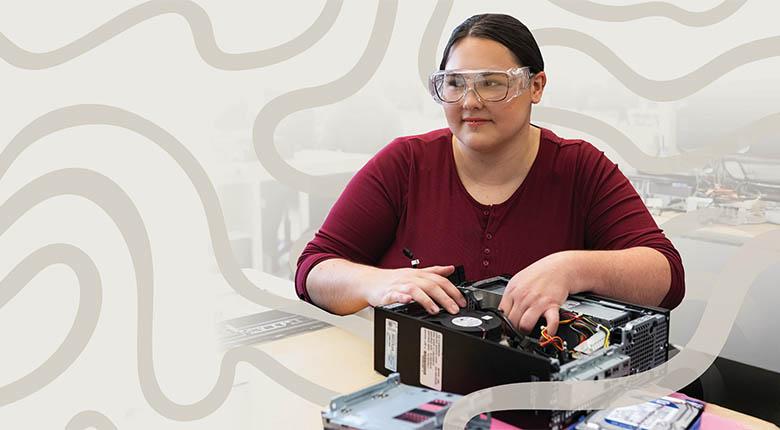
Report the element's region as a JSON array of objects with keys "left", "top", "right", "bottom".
[
  {"left": 385, "top": 319, "right": 398, "bottom": 371},
  {"left": 420, "top": 327, "right": 443, "bottom": 390}
]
